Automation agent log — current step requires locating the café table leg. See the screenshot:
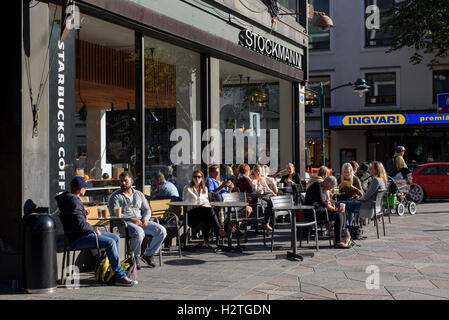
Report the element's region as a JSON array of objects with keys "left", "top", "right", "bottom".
[
  {"left": 181, "top": 205, "right": 192, "bottom": 250},
  {"left": 216, "top": 207, "right": 243, "bottom": 253},
  {"left": 287, "top": 210, "right": 304, "bottom": 261},
  {"left": 227, "top": 208, "right": 233, "bottom": 249}
]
